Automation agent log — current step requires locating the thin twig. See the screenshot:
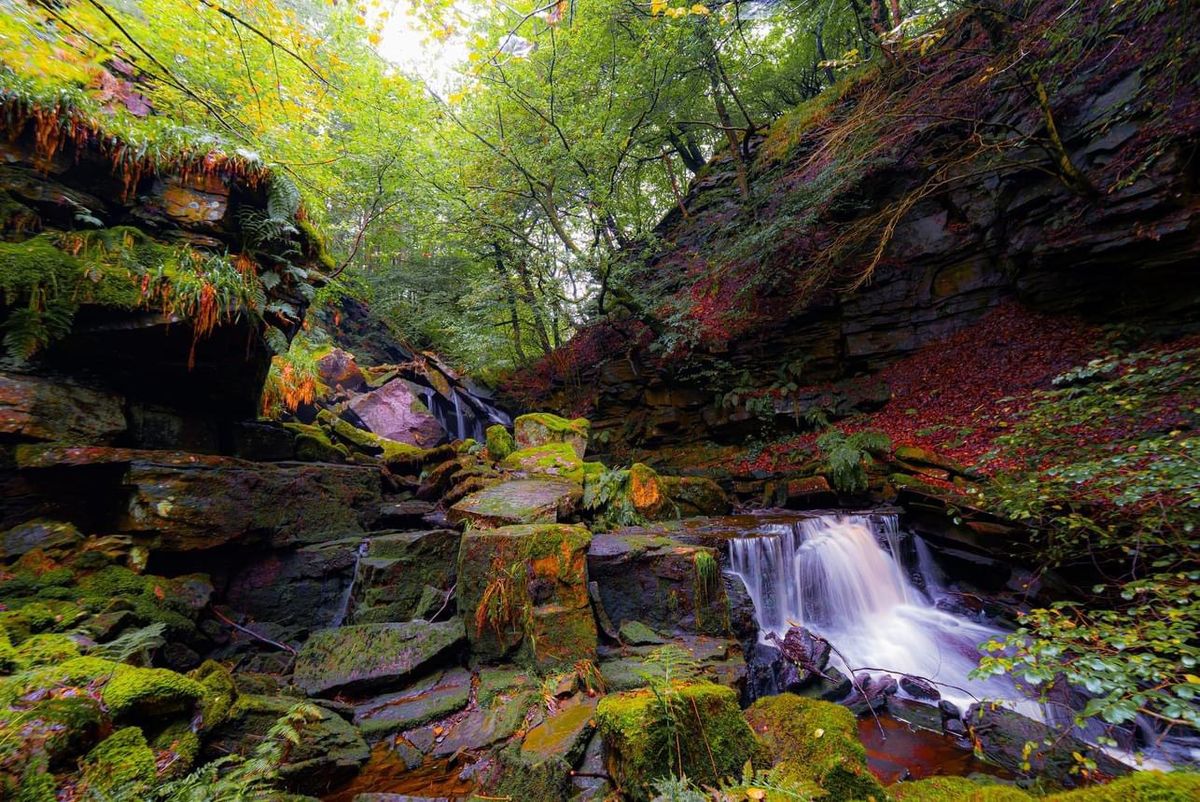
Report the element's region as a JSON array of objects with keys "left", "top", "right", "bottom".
[{"left": 211, "top": 608, "right": 297, "bottom": 655}]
